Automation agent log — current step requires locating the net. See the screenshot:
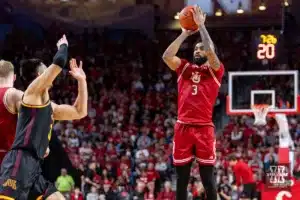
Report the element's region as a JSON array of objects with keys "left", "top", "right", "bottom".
[{"left": 252, "top": 104, "right": 271, "bottom": 126}]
